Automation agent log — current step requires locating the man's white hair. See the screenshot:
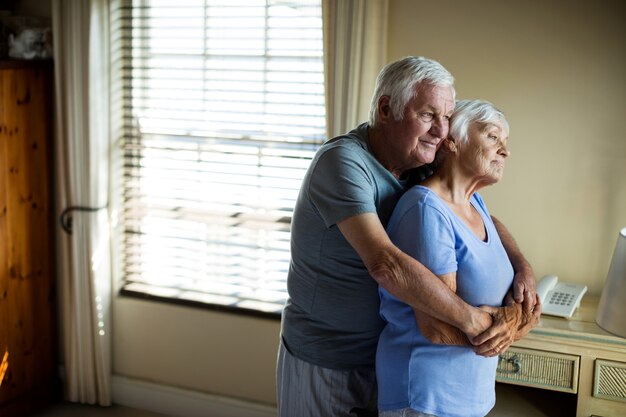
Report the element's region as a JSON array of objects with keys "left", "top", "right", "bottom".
[{"left": 368, "top": 56, "right": 455, "bottom": 126}]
